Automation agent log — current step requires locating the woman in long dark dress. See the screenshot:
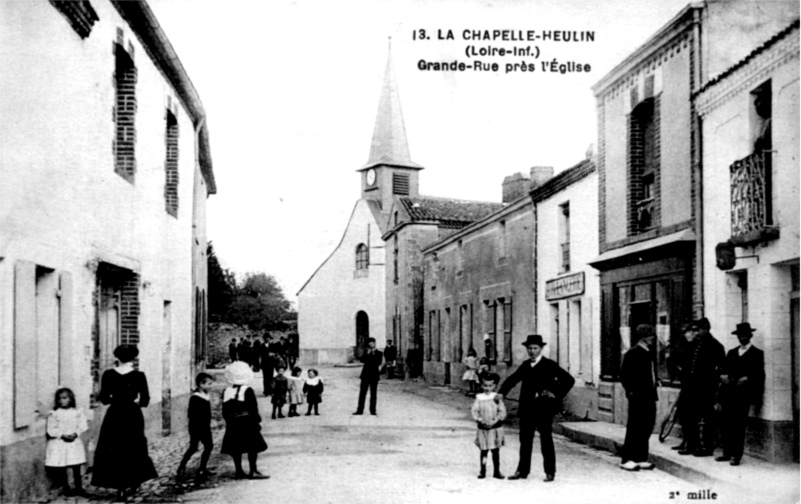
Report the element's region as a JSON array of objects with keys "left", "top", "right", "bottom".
[{"left": 91, "top": 345, "right": 157, "bottom": 500}]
